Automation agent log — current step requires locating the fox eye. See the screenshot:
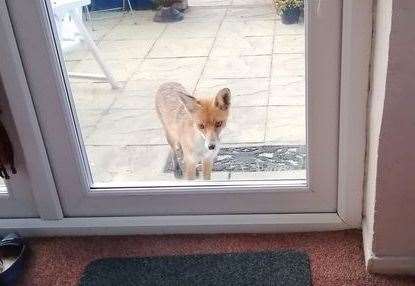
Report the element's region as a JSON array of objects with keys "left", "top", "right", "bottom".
[
  {"left": 215, "top": 121, "right": 223, "bottom": 128},
  {"left": 198, "top": 123, "right": 205, "bottom": 130}
]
